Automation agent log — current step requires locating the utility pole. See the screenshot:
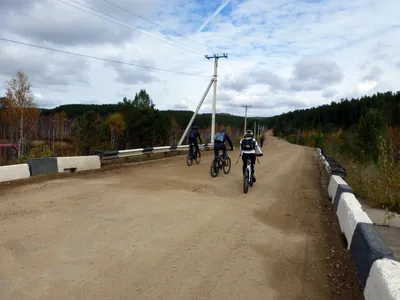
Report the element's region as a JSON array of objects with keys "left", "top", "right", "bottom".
[
  {"left": 205, "top": 53, "right": 227, "bottom": 141},
  {"left": 242, "top": 105, "right": 251, "bottom": 135},
  {"left": 178, "top": 78, "right": 214, "bottom": 145}
]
